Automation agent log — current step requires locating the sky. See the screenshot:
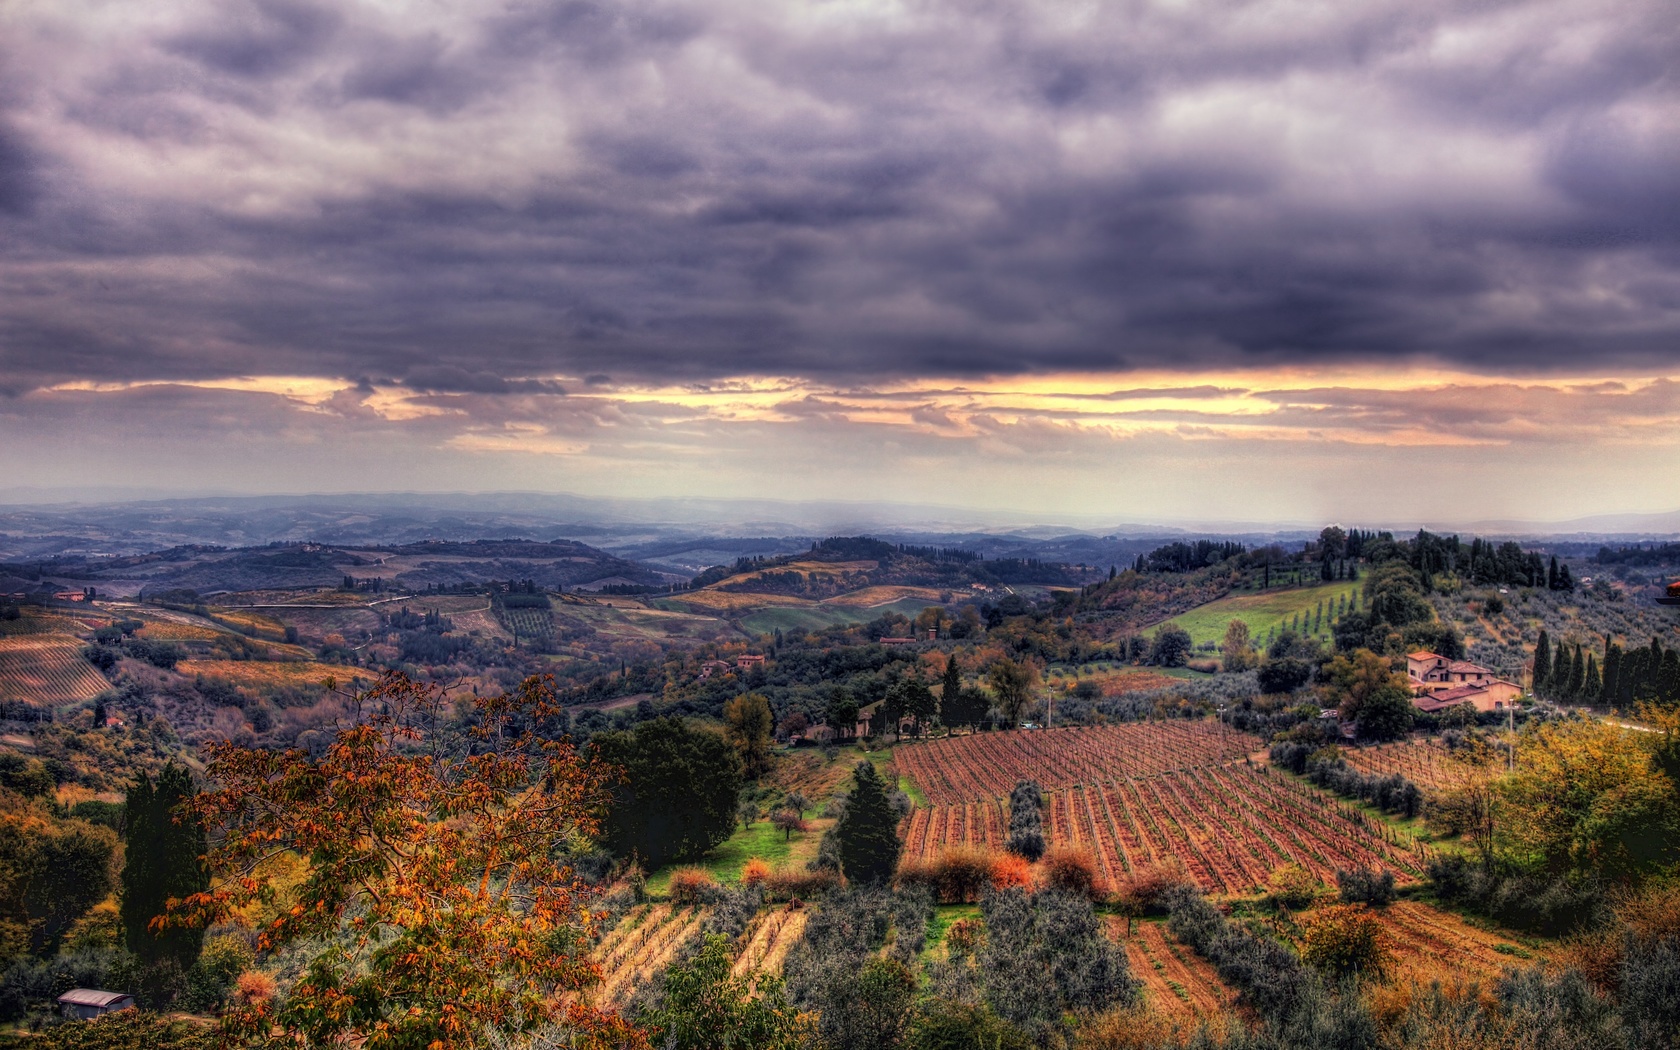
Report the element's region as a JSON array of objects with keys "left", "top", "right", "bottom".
[{"left": 1, "top": 0, "right": 1678, "bottom": 525}]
